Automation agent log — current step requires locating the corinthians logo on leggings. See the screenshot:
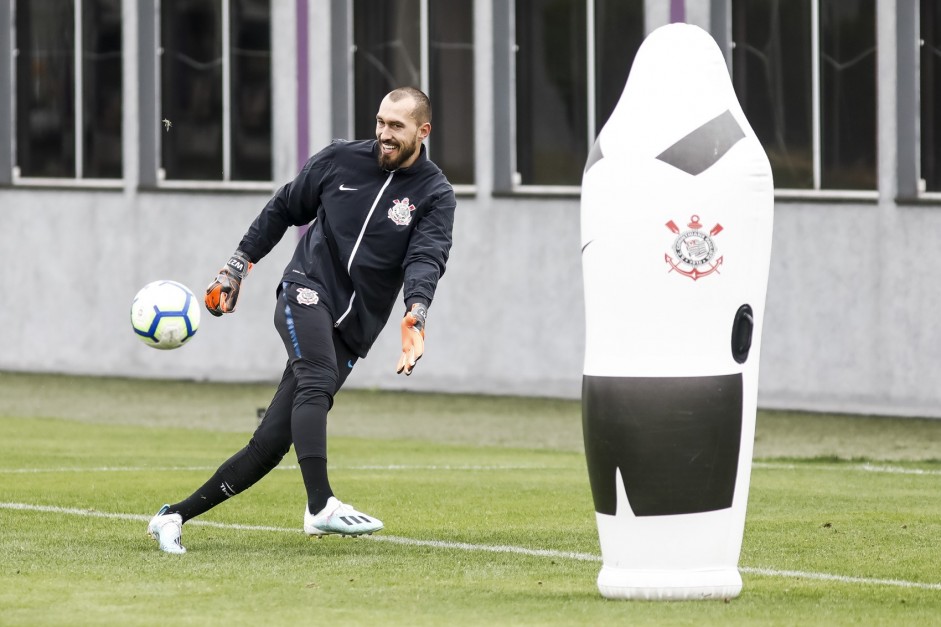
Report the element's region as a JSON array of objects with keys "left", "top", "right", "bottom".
[{"left": 296, "top": 287, "right": 319, "bottom": 306}]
